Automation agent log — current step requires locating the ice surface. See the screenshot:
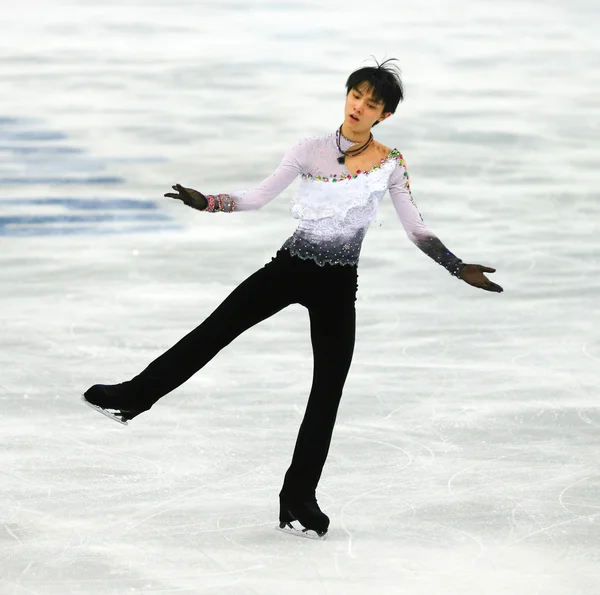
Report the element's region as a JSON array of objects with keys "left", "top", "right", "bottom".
[{"left": 1, "top": 0, "right": 599, "bottom": 593}]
